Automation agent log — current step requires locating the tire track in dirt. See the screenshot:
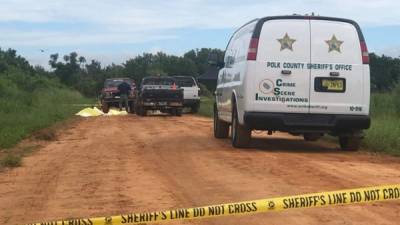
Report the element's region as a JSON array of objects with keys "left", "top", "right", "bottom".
[{"left": 0, "top": 115, "right": 399, "bottom": 225}]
